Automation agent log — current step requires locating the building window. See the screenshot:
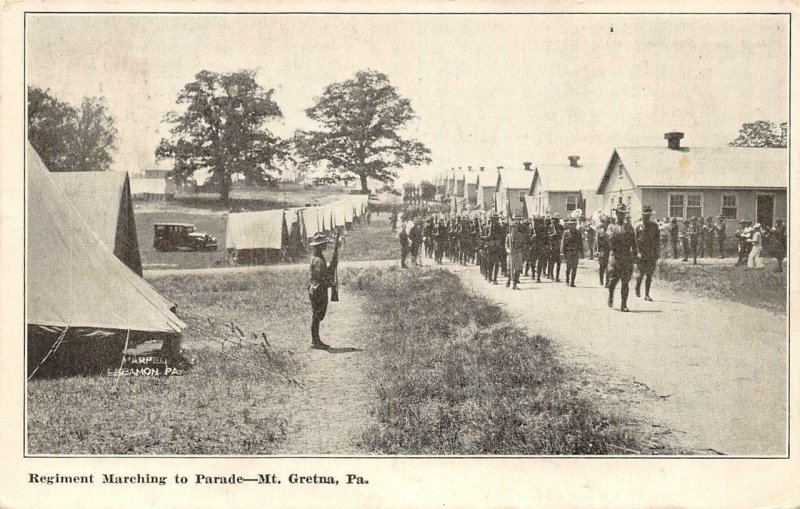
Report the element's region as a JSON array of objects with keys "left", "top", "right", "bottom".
[
  {"left": 669, "top": 194, "right": 684, "bottom": 218},
  {"left": 668, "top": 192, "right": 704, "bottom": 218},
  {"left": 686, "top": 194, "right": 703, "bottom": 218},
  {"left": 519, "top": 191, "right": 526, "bottom": 203},
  {"left": 721, "top": 194, "right": 738, "bottom": 219},
  {"left": 566, "top": 195, "right": 579, "bottom": 211},
  {"left": 618, "top": 164, "right": 624, "bottom": 180}
]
